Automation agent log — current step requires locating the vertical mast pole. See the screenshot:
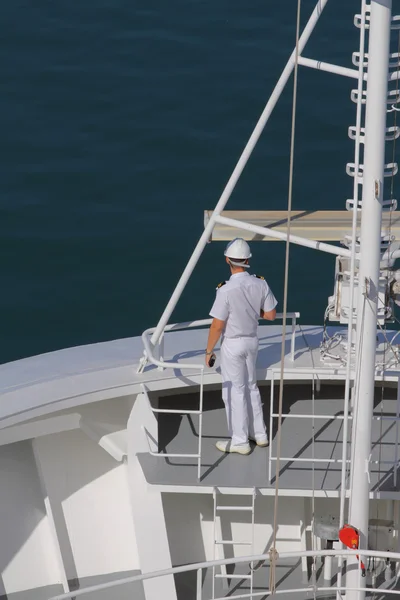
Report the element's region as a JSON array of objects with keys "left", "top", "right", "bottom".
[{"left": 347, "top": 1, "right": 392, "bottom": 599}]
